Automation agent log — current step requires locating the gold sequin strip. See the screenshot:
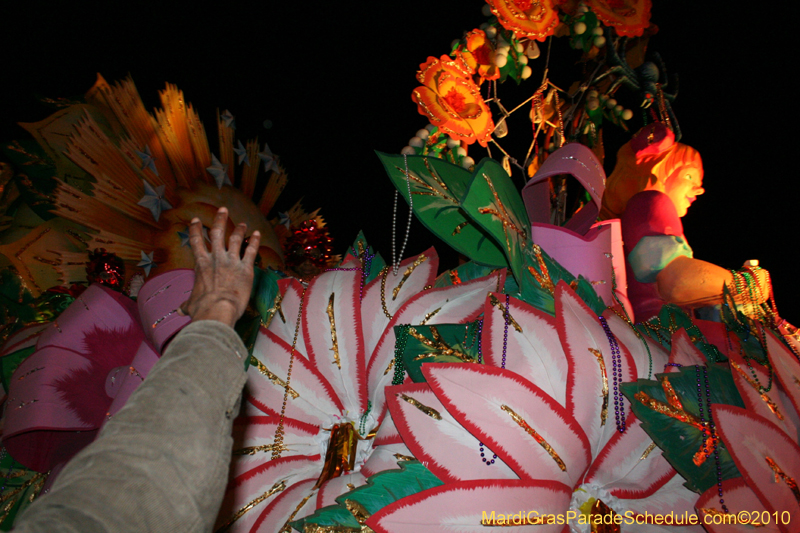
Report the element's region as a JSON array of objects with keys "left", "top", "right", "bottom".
[
  {"left": 420, "top": 306, "right": 442, "bottom": 325},
  {"left": 730, "top": 361, "right": 783, "bottom": 420},
  {"left": 383, "top": 357, "right": 395, "bottom": 375},
  {"left": 392, "top": 254, "right": 427, "bottom": 301},
  {"left": 640, "top": 442, "right": 657, "bottom": 461},
  {"left": 489, "top": 294, "right": 522, "bottom": 332},
  {"left": 393, "top": 453, "right": 416, "bottom": 462},
  {"left": 326, "top": 293, "right": 341, "bottom": 369},
  {"left": 765, "top": 456, "right": 800, "bottom": 503},
  {"left": 232, "top": 443, "right": 289, "bottom": 456},
  {"left": 379, "top": 267, "right": 392, "bottom": 319},
  {"left": 452, "top": 221, "right": 469, "bottom": 236},
  {"left": 250, "top": 356, "right": 299, "bottom": 399},
  {"left": 476, "top": 172, "right": 527, "bottom": 254},
  {"left": 216, "top": 480, "right": 286, "bottom": 532},
  {"left": 409, "top": 326, "right": 475, "bottom": 363},
  {"left": 398, "top": 393, "right": 442, "bottom": 420},
  {"left": 501, "top": 404, "right": 566, "bottom": 472},
  {"left": 527, "top": 244, "right": 555, "bottom": 295},
  {"left": 449, "top": 270, "right": 462, "bottom": 285},
  {"left": 588, "top": 348, "right": 609, "bottom": 426},
  {"left": 279, "top": 493, "right": 314, "bottom": 533},
  {"left": 263, "top": 292, "right": 285, "bottom": 328}
]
